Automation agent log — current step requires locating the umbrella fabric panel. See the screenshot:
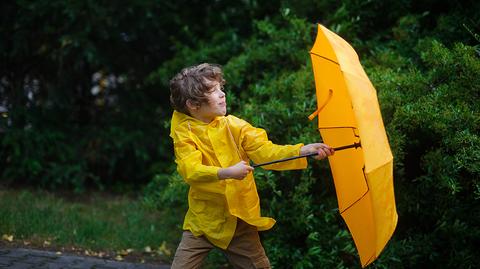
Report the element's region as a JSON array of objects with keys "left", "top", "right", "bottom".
[
  {"left": 341, "top": 192, "right": 376, "bottom": 266},
  {"left": 311, "top": 54, "right": 369, "bottom": 213},
  {"left": 320, "top": 128, "right": 366, "bottom": 212},
  {"left": 319, "top": 25, "right": 370, "bottom": 85},
  {"left": 311, "top": 56, "right": 357, "bottom": 128},
  {"left": 366, "top": 161, "right": 397, "bottom": 255},
  {"left": 310, "top": 26, "right": 339, "bottom": 64},
  {"left": 345, "top": 70, "right": 393, "bottom": 173}
]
